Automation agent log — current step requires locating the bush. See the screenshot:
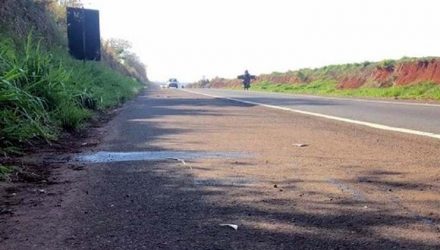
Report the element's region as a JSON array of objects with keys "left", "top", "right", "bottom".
[
  {"left": 362, "top": 61, "right": 371, "bottom": 67},
  {"left": 378, "top": 59, "right": 396, "bottom": 71}
]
